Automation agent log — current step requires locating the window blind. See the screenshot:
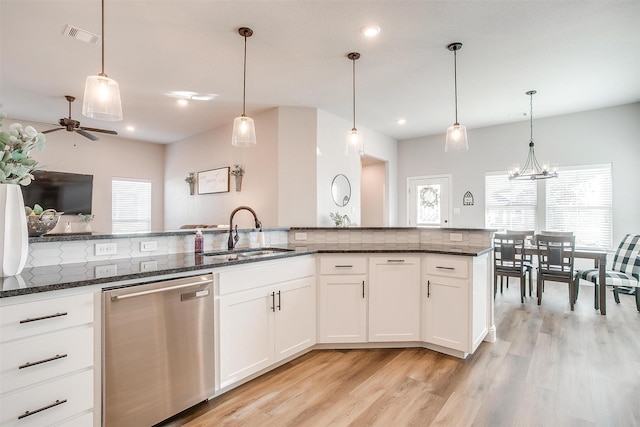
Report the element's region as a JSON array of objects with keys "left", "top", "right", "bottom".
[
  {"left": 112, "top": 179, "right": 152, "bottom": 233},
  {"left": 485, "top": 173, "right": 537, "bottom": 231}
]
